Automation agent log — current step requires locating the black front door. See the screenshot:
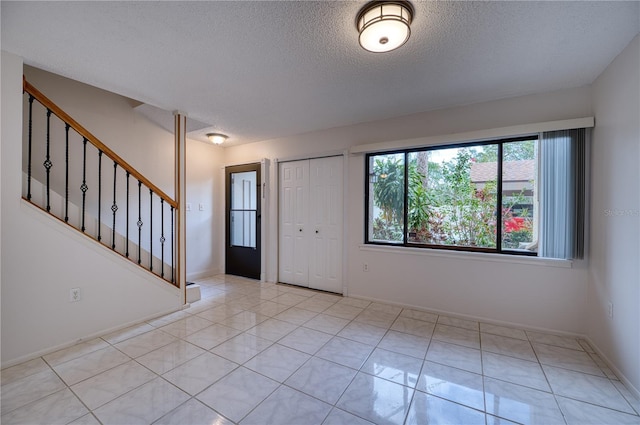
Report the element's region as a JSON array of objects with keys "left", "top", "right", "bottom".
[{"left": 225, "top": 163, "right": 261, "bottom": 279}]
